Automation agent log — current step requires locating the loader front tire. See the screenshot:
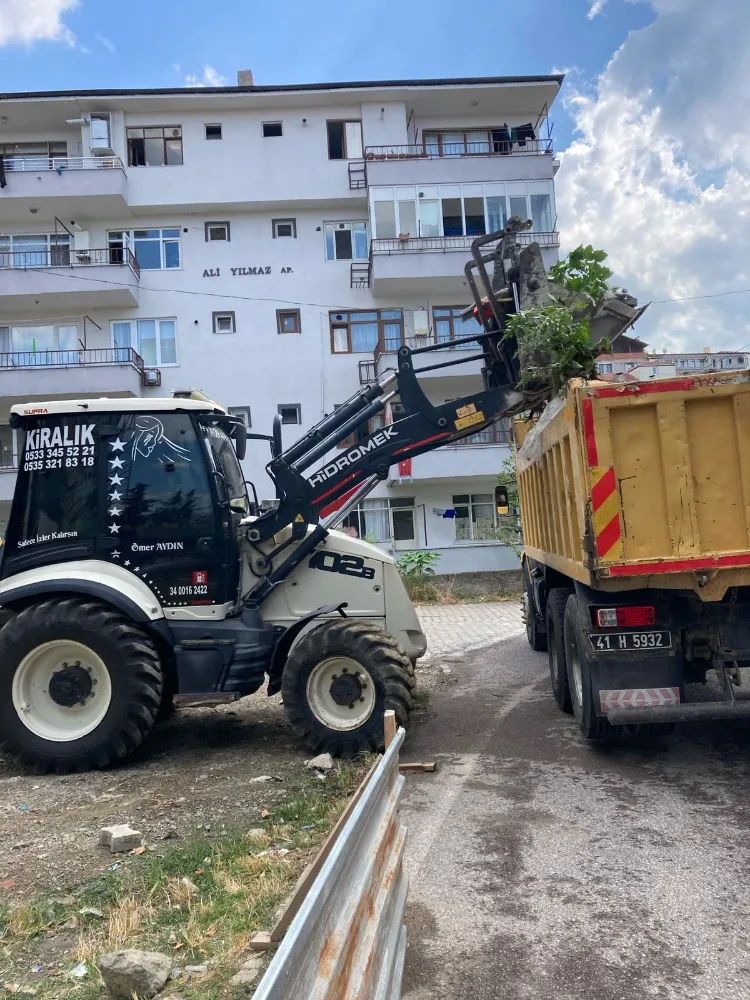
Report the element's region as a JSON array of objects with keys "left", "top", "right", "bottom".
[
  {"left": 282, "top": 620, "right": 416, "bottom": 757},
  {"left": 0, "top": 598, "right": 162, "bottom": 773}
]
